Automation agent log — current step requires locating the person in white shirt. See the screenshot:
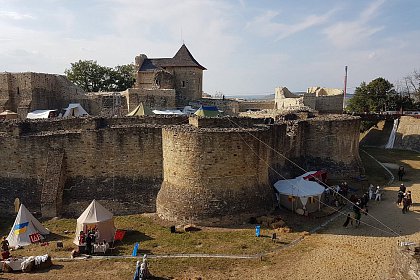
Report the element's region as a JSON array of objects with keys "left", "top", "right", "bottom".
[{"left": 375, "top": 186, "right": 381, "bottom": 201}]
